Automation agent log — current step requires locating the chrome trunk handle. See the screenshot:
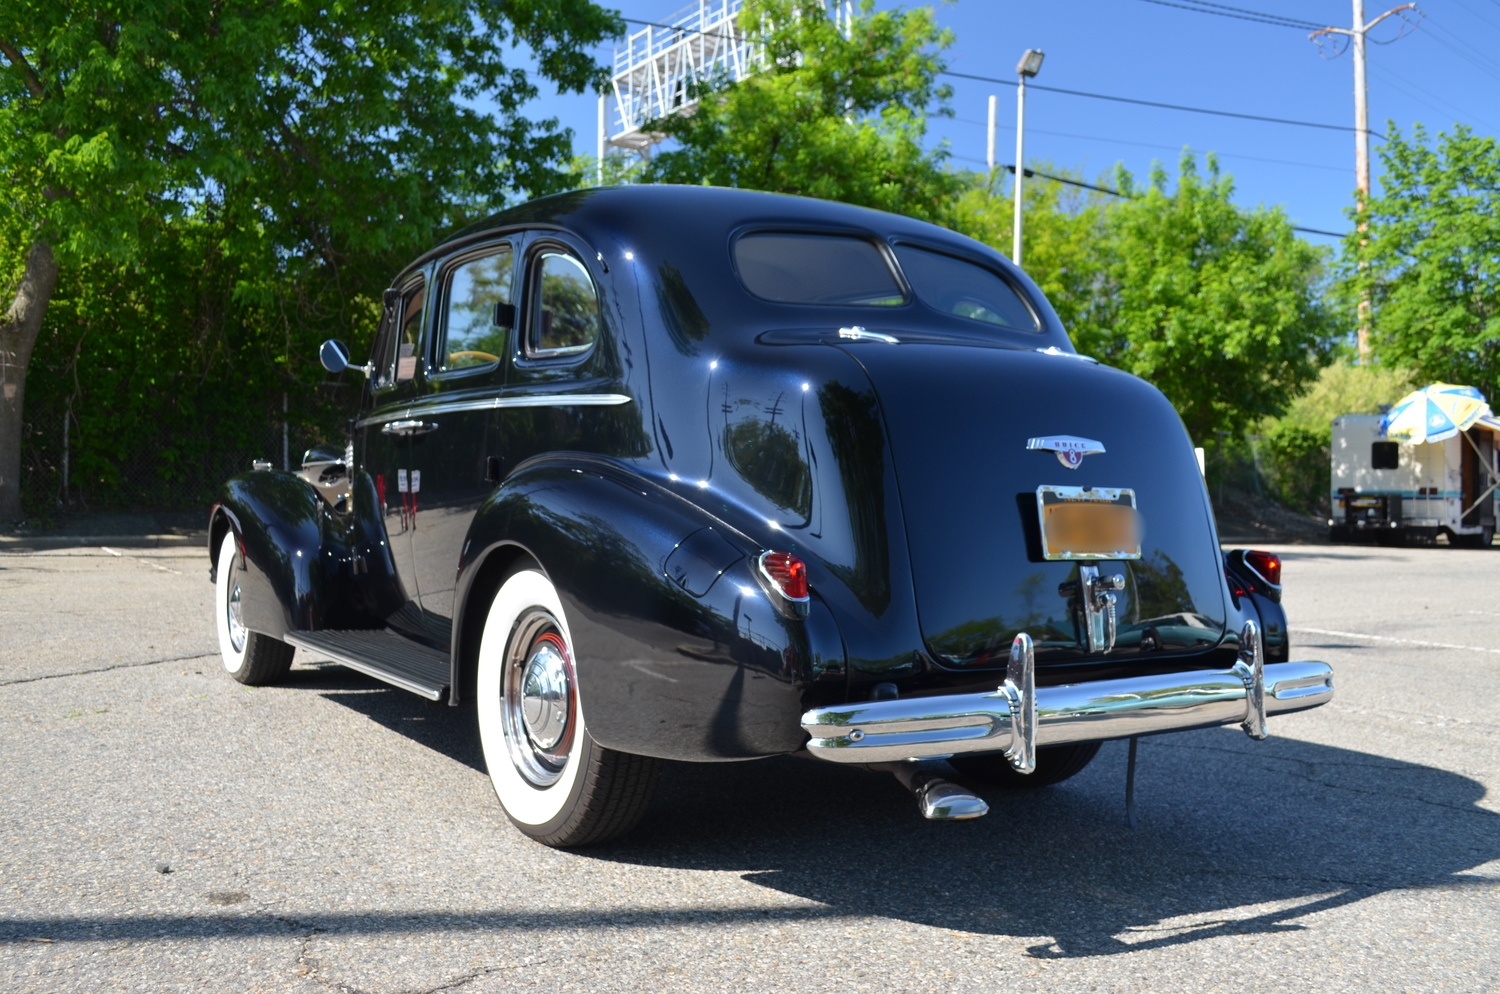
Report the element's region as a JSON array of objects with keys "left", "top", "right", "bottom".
[{"left": 1077, "top": 565, "right": 1124, "bottom": 654}]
